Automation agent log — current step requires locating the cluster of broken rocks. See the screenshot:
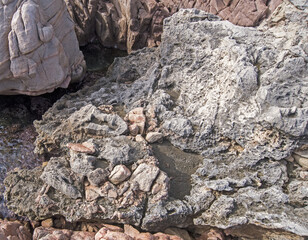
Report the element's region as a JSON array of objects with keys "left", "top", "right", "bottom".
[{"left": 2, "top": 105, "right": 224, "bottom": 239}]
